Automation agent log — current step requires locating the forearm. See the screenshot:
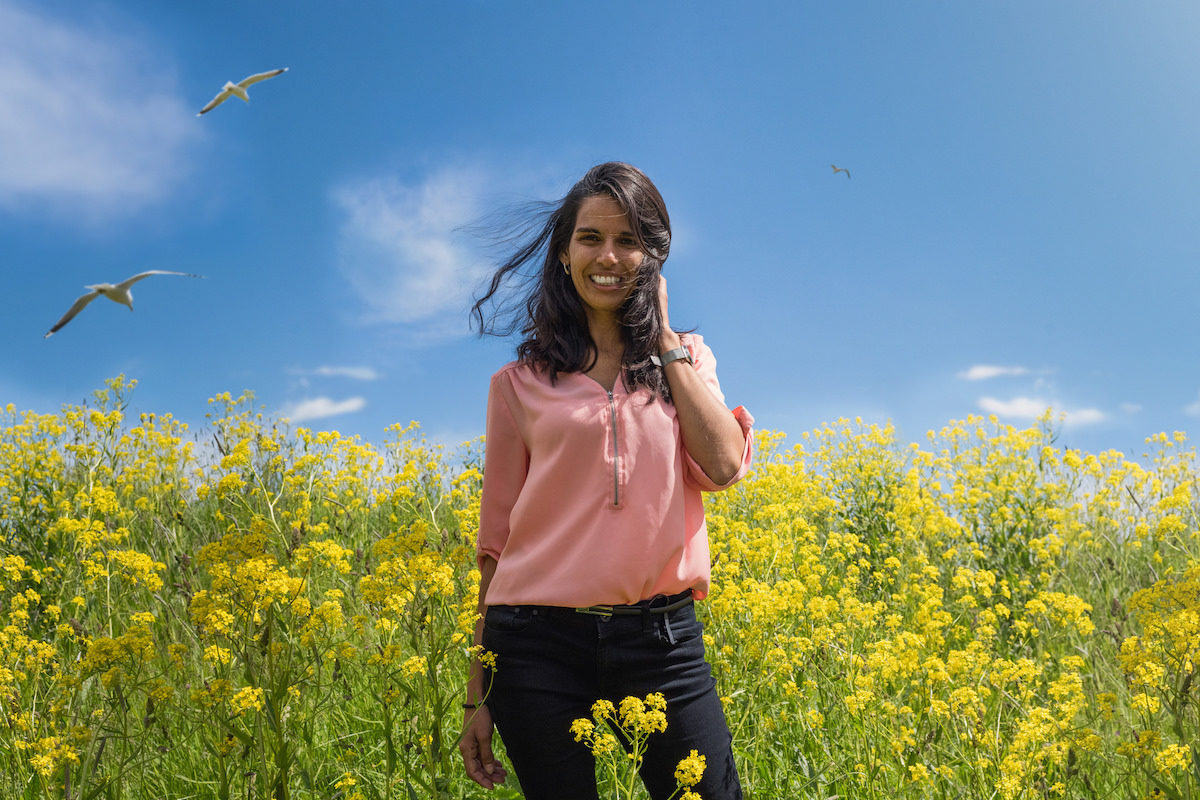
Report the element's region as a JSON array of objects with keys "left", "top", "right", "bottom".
[
  {"left": 659, "top": 331, "right": 747, "bottom": 486},
  {"left": 467, "top": 556, "right": 498, "bottom": 704},
  {"left": 459, "top": 555, "right": 507, "bottom": 788}
]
